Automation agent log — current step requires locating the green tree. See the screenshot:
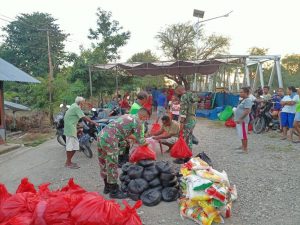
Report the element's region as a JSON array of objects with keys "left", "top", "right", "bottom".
[
  {"left": 127, "top": 50, "right": 165, "bottom": 89},
  {"left": 127, "top": 50, "right": 158, "bottom": 63},
  {"left": 88, "top": 7, "right": 131, "bottom": 62},
  {"left": 156, "top": 22, "right": 230, "bottom": 88},
  {"left": 248, "top": 47, "right": 268, "bottom": 56},
  {"left": 282, "top": 54, "right": 300, "bottom": 75},
  {"left": 0, "top": 12, "right": 68, "bottom": 77},
  {"left": 69, "top": 8, "right": 131, "bottom": 98}
]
